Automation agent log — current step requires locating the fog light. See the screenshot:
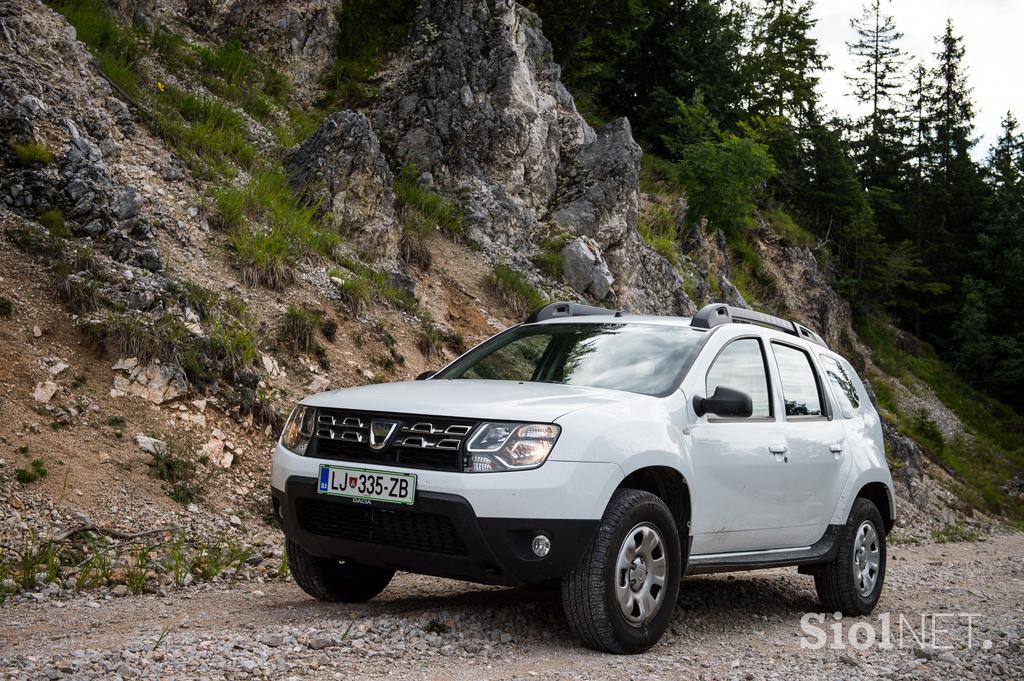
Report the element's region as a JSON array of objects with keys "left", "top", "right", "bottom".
[{"left": 531, "top": 534, "right": 551, "bottom": 558}]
